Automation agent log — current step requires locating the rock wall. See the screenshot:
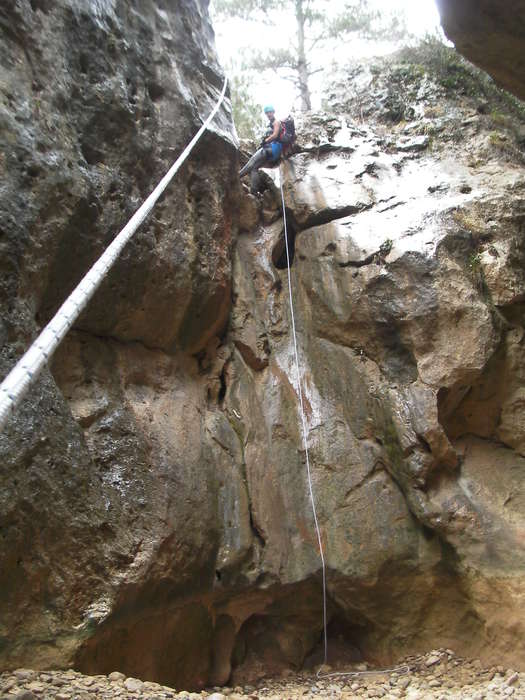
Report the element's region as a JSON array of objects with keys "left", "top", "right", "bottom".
[
  {"left": 228, "top": 55, "right": 525, "bottom": 681},
  {"left": 436, "top": 0, "right": 525, "bottom": 101},
  {"left": 0, "top": 0, "right": 239, "bottom": 688},
  {"left": 2, "top": 1, "right": 525, "bottom": 693}
]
